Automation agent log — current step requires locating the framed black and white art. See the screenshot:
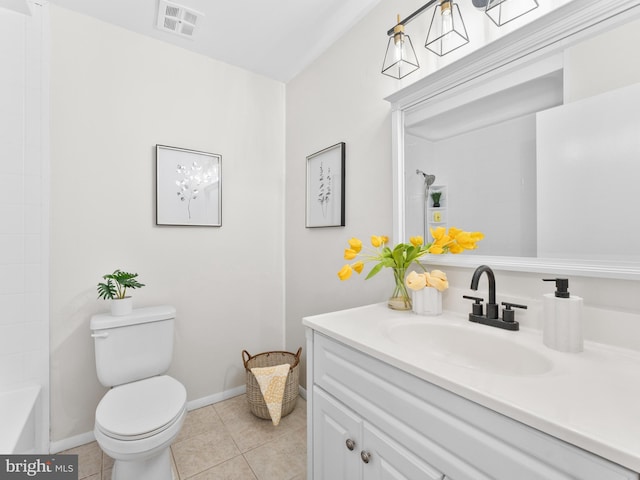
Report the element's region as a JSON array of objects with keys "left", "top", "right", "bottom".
[
  {"left": 305, "top": 142, "right": 345, "bottom": 228},
  {"left": 156, "top": 145, "right": 222, "bottom": 227}
]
